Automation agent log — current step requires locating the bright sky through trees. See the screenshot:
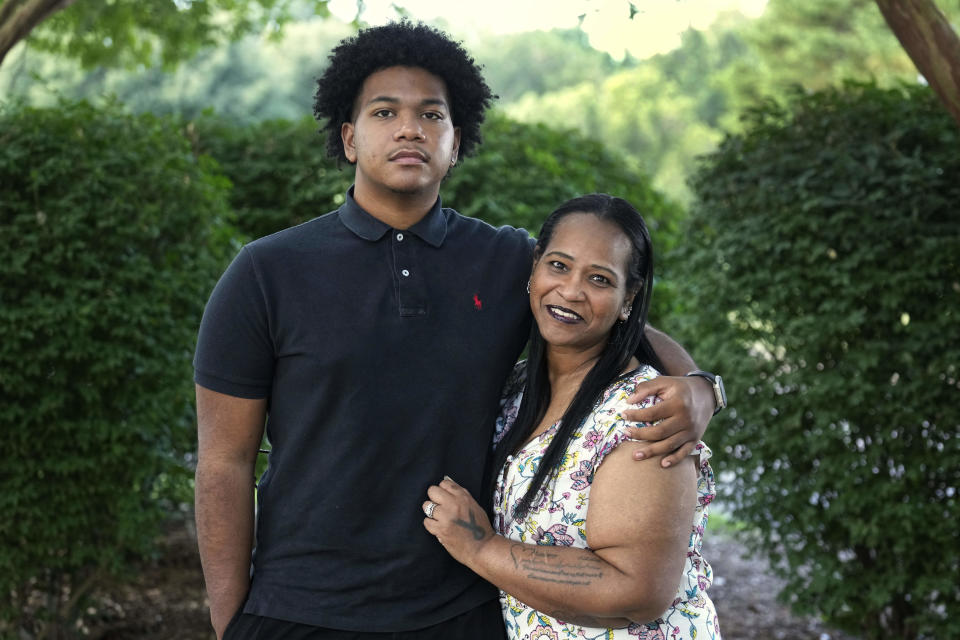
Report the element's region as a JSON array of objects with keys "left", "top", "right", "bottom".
[{"left": 328, "top": 0, "right": 768, "bottom": 59}]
